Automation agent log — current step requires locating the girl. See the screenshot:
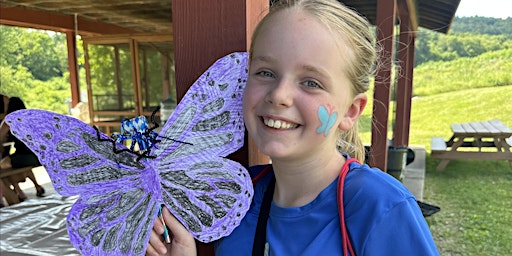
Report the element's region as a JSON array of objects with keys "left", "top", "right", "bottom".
[{"left": 147, "top": 0, "right": 439, "bottom": 255}]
